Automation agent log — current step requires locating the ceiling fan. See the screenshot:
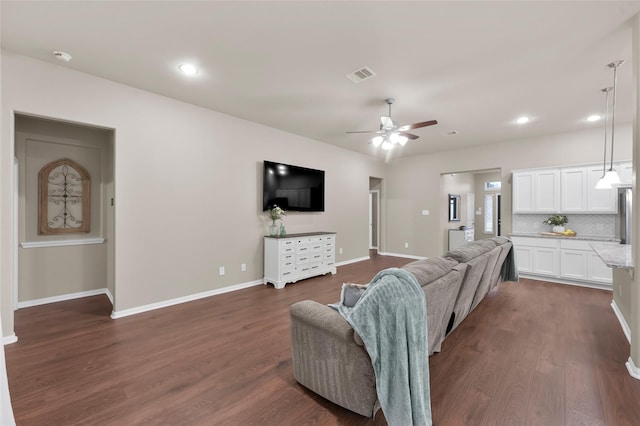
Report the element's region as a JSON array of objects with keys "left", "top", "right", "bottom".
[{"left": 347, "top": 98, "right": 438, "bottom": 150}]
